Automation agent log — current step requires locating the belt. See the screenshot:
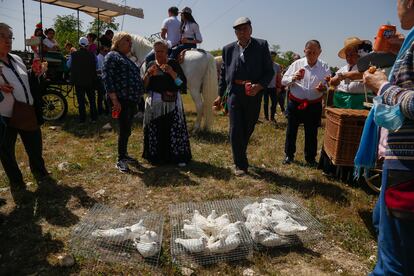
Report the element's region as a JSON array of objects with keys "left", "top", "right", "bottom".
[
  {"left": 289, "top": 93, "right": 323, "bottom": 110},
  {"left": 234, "top": 79, "right": 251, "bottom": 85}
]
